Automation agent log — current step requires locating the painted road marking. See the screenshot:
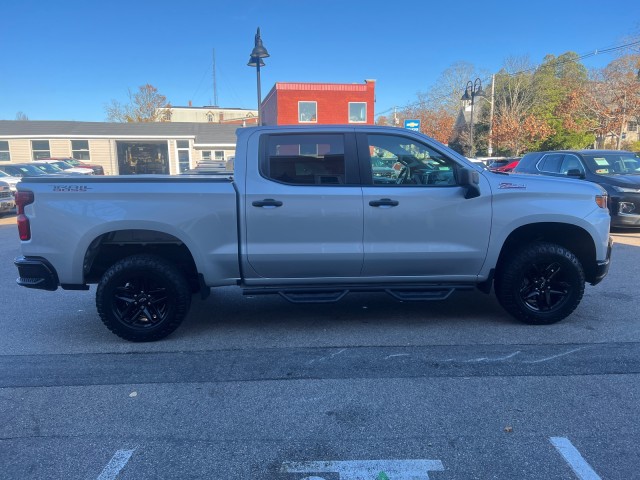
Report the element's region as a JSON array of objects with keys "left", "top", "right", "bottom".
[
  {"left": 550, "top": 437, "right": 601, "bottom": 480},
  {"left": 96, "top": 449, "right": 136, "bottom": 480},
  {"left": 281, "top": 459, "right": 445, "bottom": 479}
]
